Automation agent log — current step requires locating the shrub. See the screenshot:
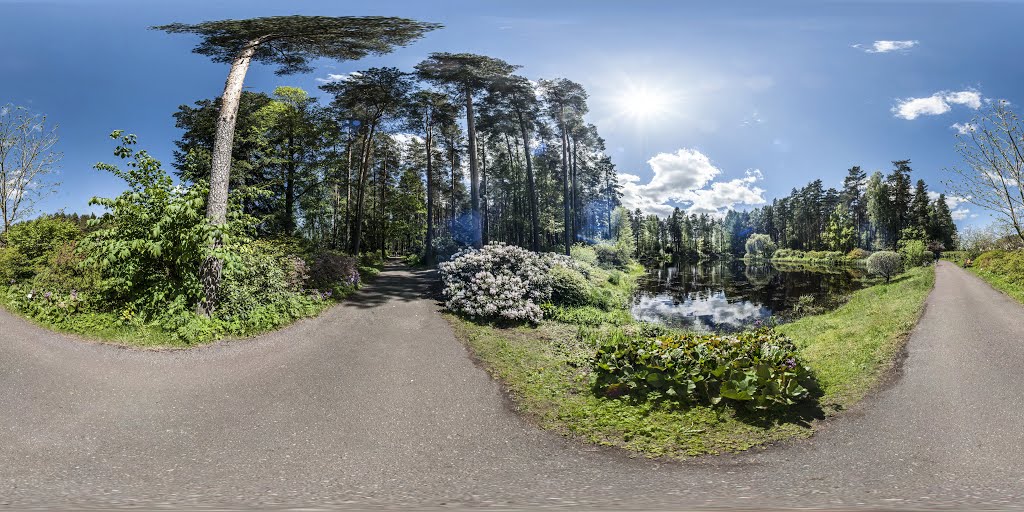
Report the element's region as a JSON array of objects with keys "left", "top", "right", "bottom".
[
  {"left": 773, "top": 248, "right": 804, "bottom": 259},
  {"left": 974, "top": 250, "right": 1024, "bottom": 275},
  {"left": 570, "top": 243, "right": 599, "bottom": 266},
  {"left": 32, "top": 241, "right": 100, "bottom": 295},
  {"left": 0, "top": 246, "right": 32, "bottom": 282},
  {"left": 594, "top": 242, "right": 632, "bottom": 269},
  {"left": 899, "top": 239, "right": 928, "bottom": 267},
  {"left": 744, "top": 233, "right": 777, "bottom": 258},
  {"left": 593, "top": 328, "right": 814, "bottom": 410},
  {"left": 549, "top": 265, "right": 592, "bottom": 307},
  {"left": 360, "top": 252, "right": 384, "bottom": 268},
  {"left": 440, "top": 243, "right": 556, "bottom": 322},
  {"left": 4, "top": 216, "right": 81, "bottom": 269},
  {"left": 217, "top": 240, "right": 306, "bottom": 321},
  {"left": 308, "top": 251, "right": 359, "bottom": 291},
  {"left": 847, "top": 247, "right": 870, "bottom": 260},
  {"left": 83, "top": 132, "right": 235, "bottom": 317},
  {"left": 866, "top": 251, "right": 903, "bottom": 282},
  {"left": 431, "top": 235, "right": 467, "bottom": 263}
]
